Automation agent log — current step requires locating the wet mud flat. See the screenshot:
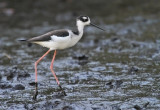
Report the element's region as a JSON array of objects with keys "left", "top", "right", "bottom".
[{"left": 1, "top": 0, "right": 160, "bottom": 110}]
